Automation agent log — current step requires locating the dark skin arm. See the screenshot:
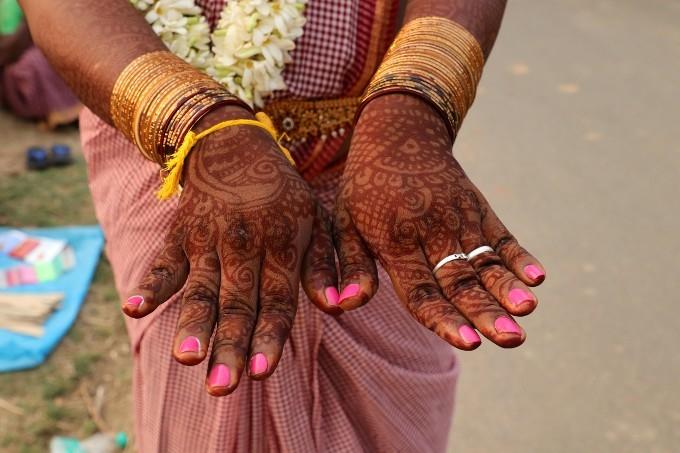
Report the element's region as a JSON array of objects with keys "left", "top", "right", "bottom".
[
  {"left": 18, "top": 0, "right": 161, "bottom": 122},
  {"left": 18, "top": 0, "right": 356, "bottom": 395},
  {"left": 335, "top": 0, "right": 547, "bottom": 349},
  {"left": 0, "top": 22, "right": 32, "bottom": 67},
  {"left": 404, "top": 0, "right": 506, "bottom": 58}
]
